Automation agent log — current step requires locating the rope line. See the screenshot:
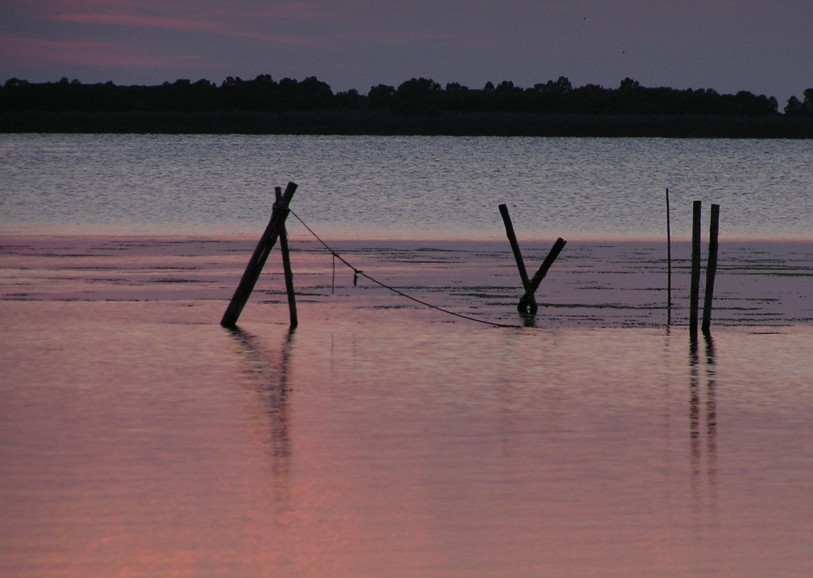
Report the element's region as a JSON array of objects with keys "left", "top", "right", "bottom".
[{"left": 288, "top": 209, "right": 513, "bottom": 328}]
